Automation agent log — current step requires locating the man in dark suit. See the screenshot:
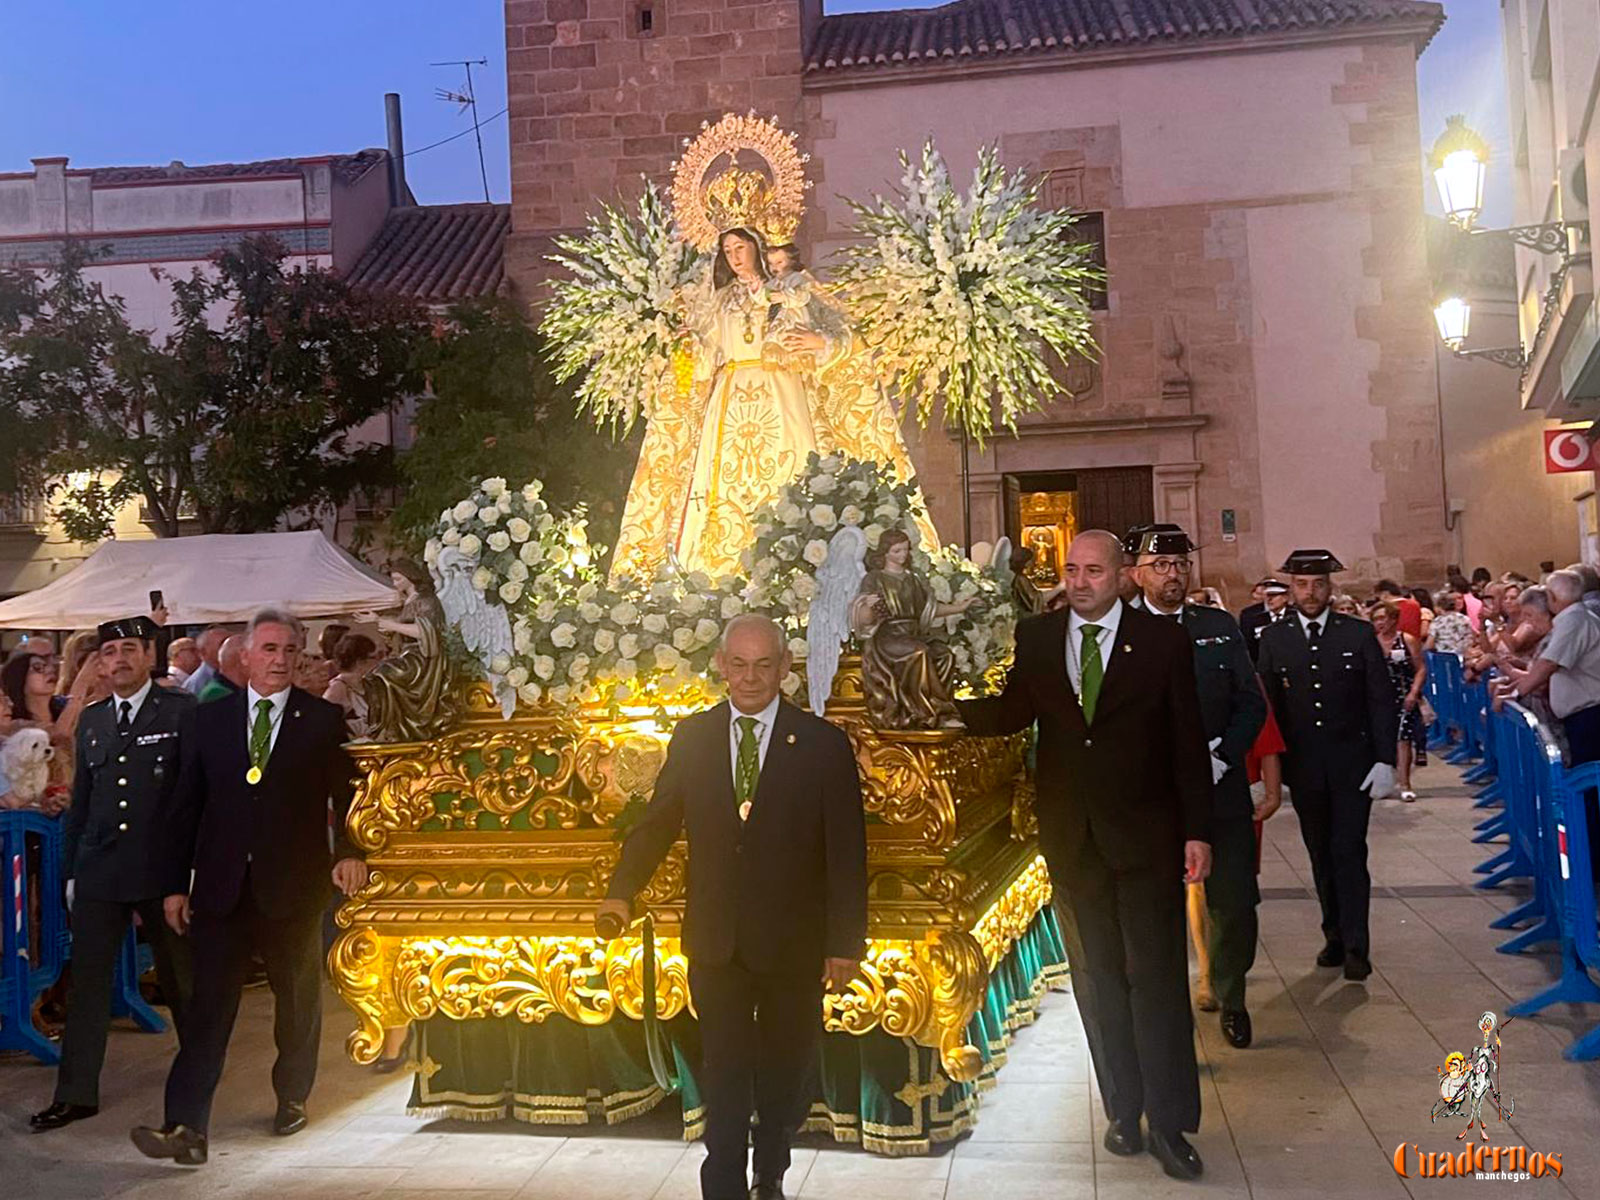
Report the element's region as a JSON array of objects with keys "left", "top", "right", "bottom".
[
  {"left": 131, "top": 607, "right": 367, "bottom": 1166},
  {"left": 1239, "top": 579, "right": 1287, "bottom": 661},
  {"left": 596, "top": 614, "right": 867, "bottom": 1200},
  {"left": 1127, "top": 526, "right": 1267, "bottom": 1048},
  {"left": 1257, "top": 550, "right": 1397, "bottom": 982},
  {"left": 31, "top": 616, "right": 197, "bottom": 1132},
  {"left": 960, "top": 529, "right": 1213, "bottom": 1180}
]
